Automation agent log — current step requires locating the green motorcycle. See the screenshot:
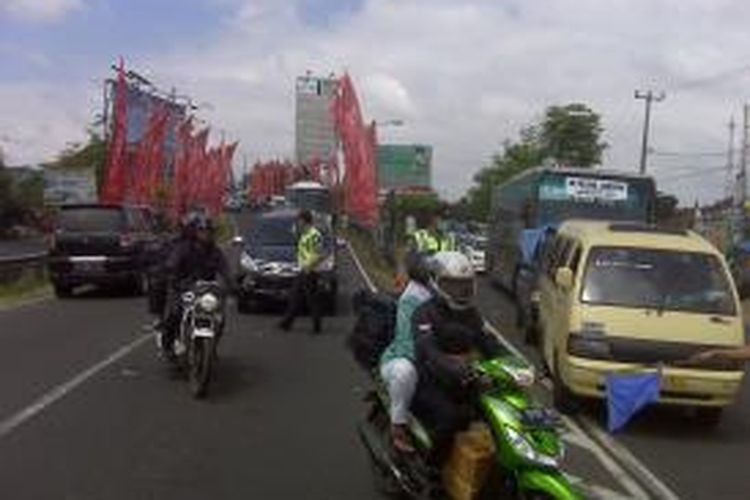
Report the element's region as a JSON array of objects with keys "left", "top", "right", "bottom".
[{"left": 358, "top": 355, "right": 581, "bottom": 499}]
